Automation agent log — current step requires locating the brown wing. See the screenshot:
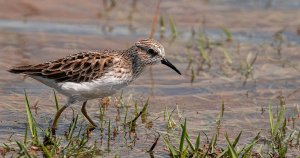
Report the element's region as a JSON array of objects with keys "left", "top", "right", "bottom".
[{"left": 8, "top": 51, "right": 114, "bottom": 83}]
